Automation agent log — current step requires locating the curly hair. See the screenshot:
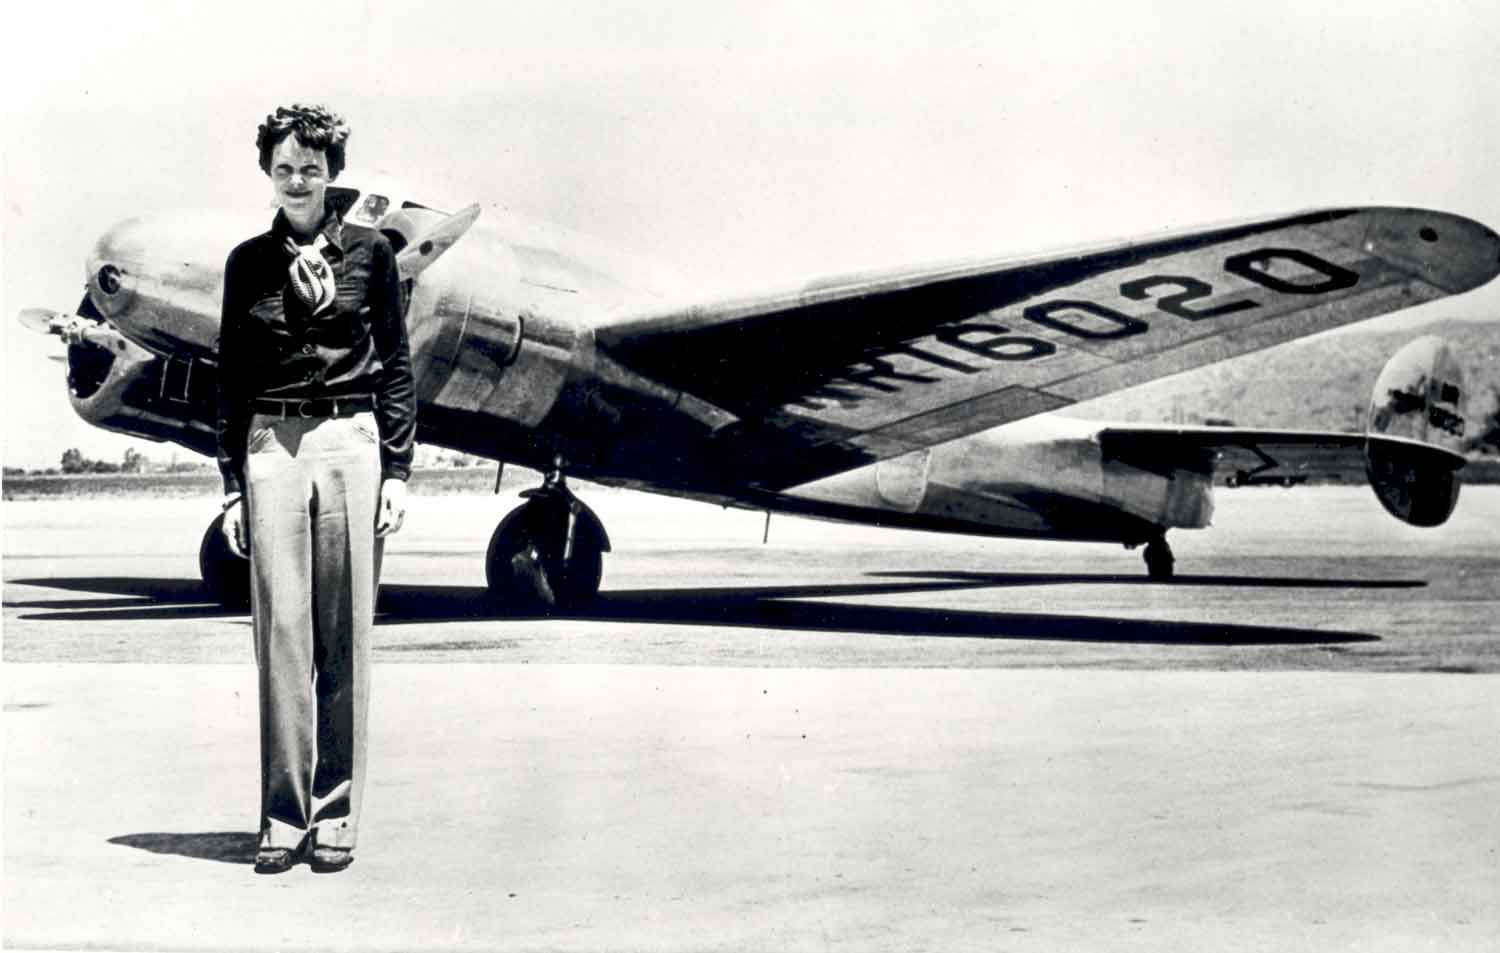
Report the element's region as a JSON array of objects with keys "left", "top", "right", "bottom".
[{"left": 256, "top": 103, "right": 351, "bottom": 180}]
